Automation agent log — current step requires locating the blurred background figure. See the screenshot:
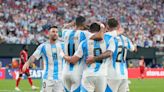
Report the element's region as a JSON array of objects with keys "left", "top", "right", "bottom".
[
  {"left": 139, "top": 56, "right": 145, "bottom": 79},
  {"left": 0, "top": 61, "right": 2, "bottom": 69},
  {"left": 15, "top": 45, "right": 38, "bottom": 91}
]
